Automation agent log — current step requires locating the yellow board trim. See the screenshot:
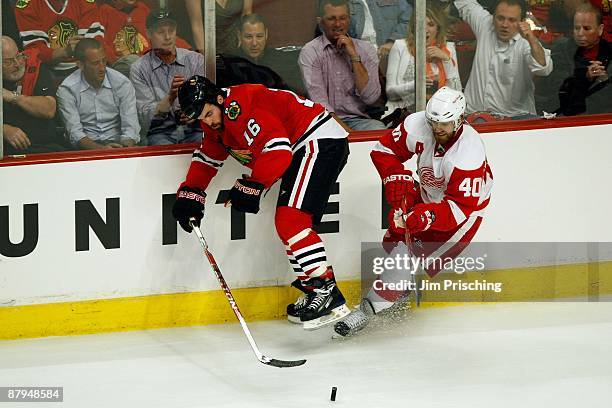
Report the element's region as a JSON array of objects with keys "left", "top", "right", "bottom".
[{"left": 1, "top": 262, "right": 611, "bottom": 340}]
